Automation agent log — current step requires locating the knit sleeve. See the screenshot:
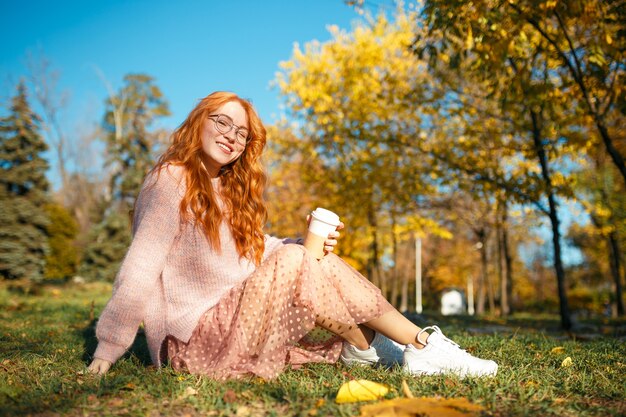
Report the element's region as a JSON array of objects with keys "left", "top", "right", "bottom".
[
  {"left": 93, "top": 166, "right": 184, "bottom": 364},
  {"left": 263, "top": 234, "right": 303, "bottom": 260}
]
